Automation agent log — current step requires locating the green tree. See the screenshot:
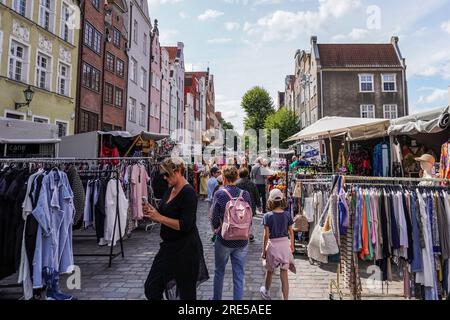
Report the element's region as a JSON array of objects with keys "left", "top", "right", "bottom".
[
  {"left": 264, "top": 108, "right": 301, "bottom": 149},
  {"left": 241, "top": 87, "right": 275, "bottom": 132},
  {"left": 221, "top": 119, "right": 234, "bottom": 130}
]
